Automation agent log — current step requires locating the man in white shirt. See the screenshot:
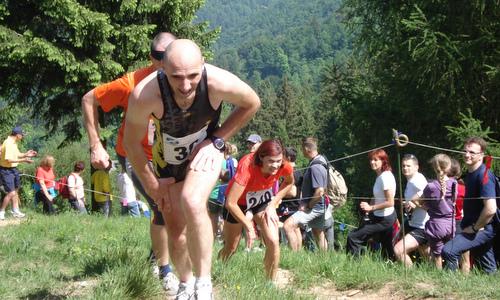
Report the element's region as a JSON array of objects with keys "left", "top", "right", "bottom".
[{"left": 394, "top": 154, "right": 429, "bottom": 267}]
